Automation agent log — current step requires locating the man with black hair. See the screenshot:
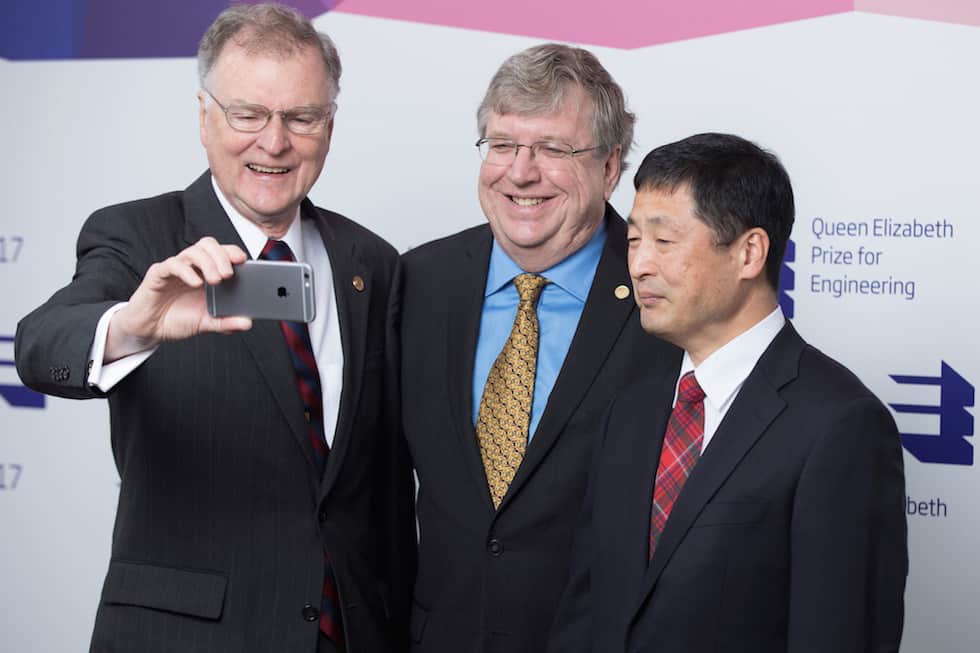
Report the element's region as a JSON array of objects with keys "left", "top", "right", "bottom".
[{"left": 550, "top": 133, "right": 908, "bottom": 653}]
